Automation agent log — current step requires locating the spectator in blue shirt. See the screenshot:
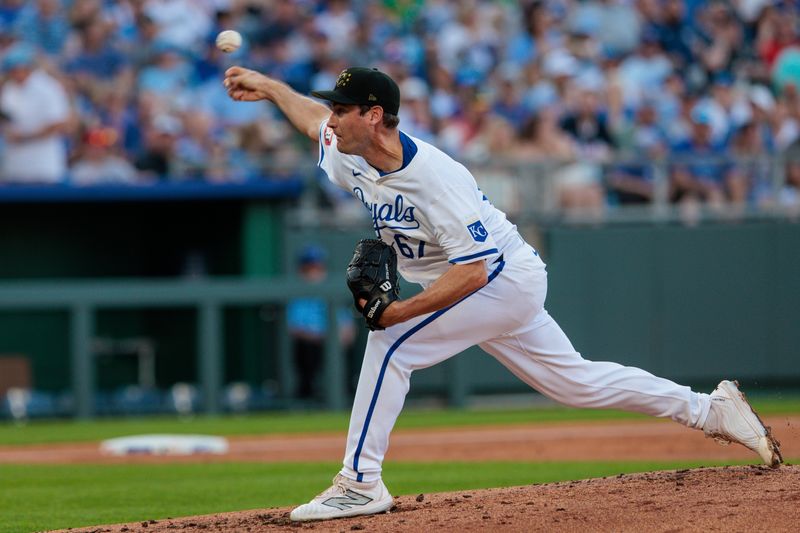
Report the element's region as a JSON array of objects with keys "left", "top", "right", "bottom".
[
  {"left": 608, "top": 100, "right": 668, "bottom": 204},
  {"left": 286, "top": 245, "right": 355, "bottom": 400},
  {"left": 66, "top": 18, "right": 130, "bottom": 82},
  {"left": 491, "top": 68, "right": 529, "bottom": 133},
  {"left": 14, "top": 0, "right": 69, "bottom": 56},
  {"left": 137, "top": 41, "right": 194, "bottom": 101},
  {"left": 670, "top": 106, "right": 744, "bottom": 204},
  {"left": 653, "top": 0, "right": 695, "bottom": 68}
]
